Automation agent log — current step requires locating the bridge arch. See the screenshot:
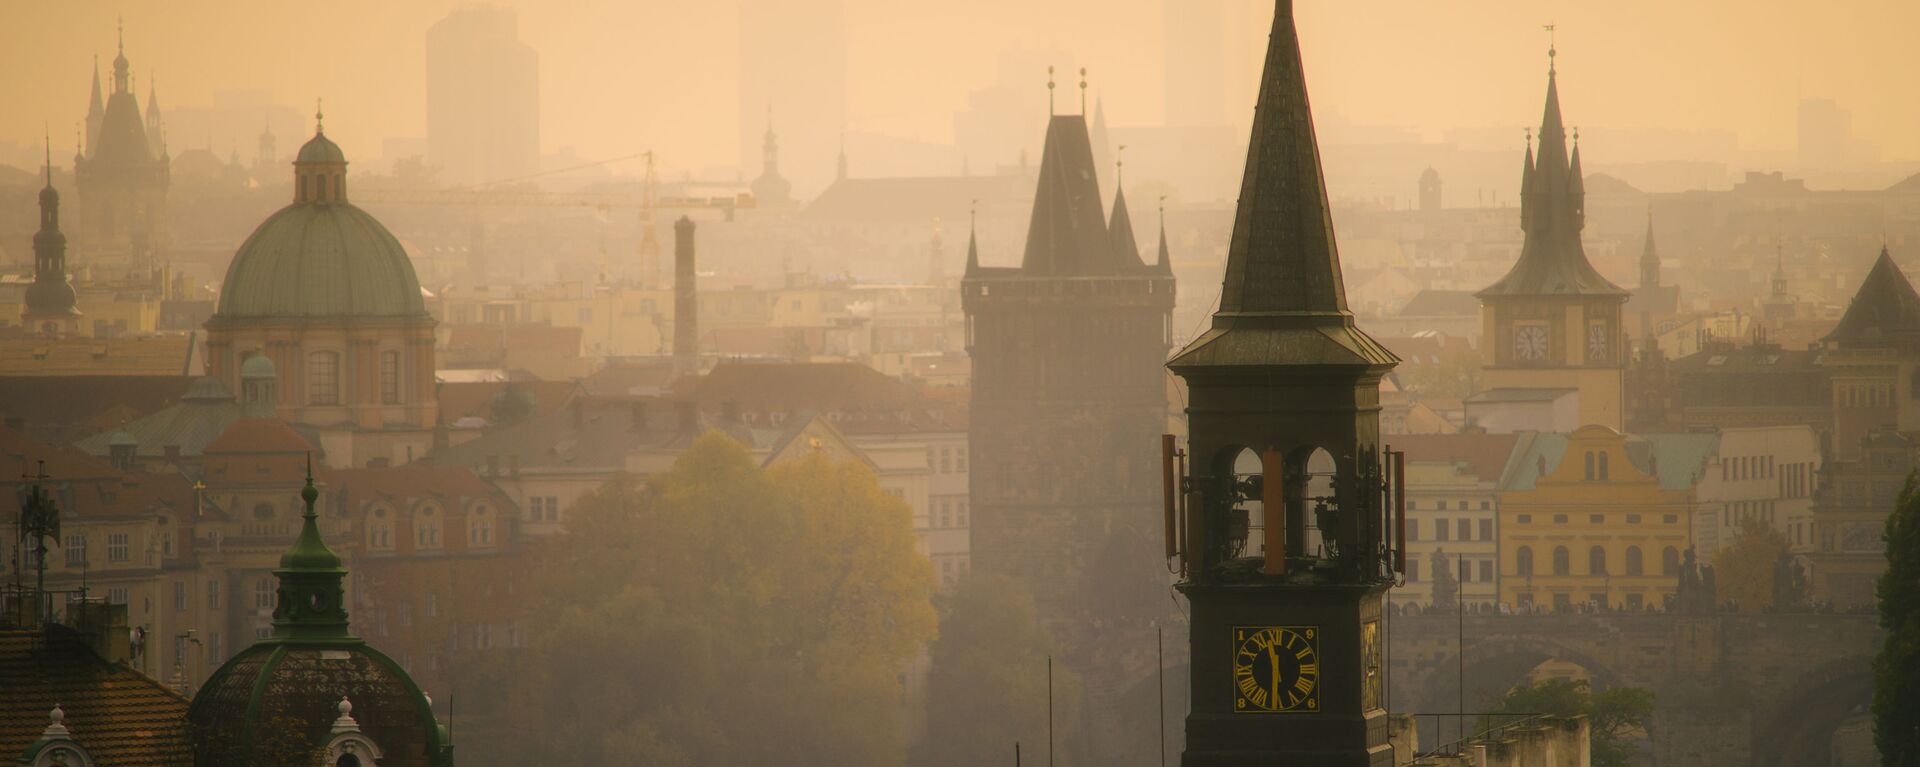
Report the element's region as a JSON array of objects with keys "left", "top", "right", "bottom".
[{"left": 1751, "top": 656, "right": 1875, "bottom": 767}]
